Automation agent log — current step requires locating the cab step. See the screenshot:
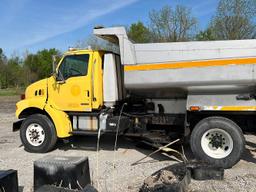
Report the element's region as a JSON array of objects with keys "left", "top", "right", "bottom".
[{"left": 69, "top": 130, "right": 98, "bottom": 136}]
